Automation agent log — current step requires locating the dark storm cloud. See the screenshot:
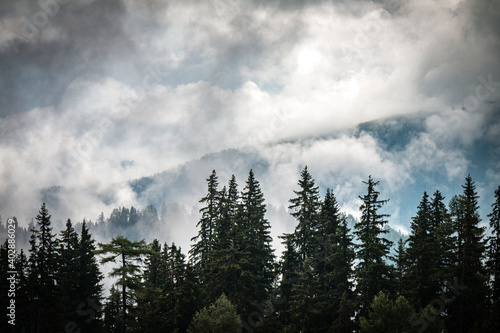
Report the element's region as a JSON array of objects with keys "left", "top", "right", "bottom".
[
  {"left": 0, "top": 0, "right": 499, "bottom": 232},
  {"left": 0, "top": 0, "right": 135, "bottom": 116}
]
